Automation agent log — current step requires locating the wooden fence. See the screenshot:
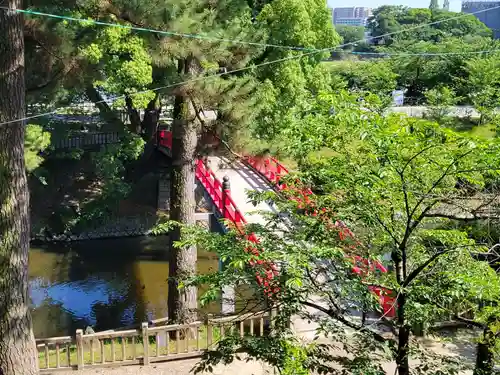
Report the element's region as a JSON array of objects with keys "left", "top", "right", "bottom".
[
  {"left": 36, "top": 311, "right": 271, "bottom": 372},
  {"left": 52, "top": 132, "right": 121, "bottom": 150}
]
